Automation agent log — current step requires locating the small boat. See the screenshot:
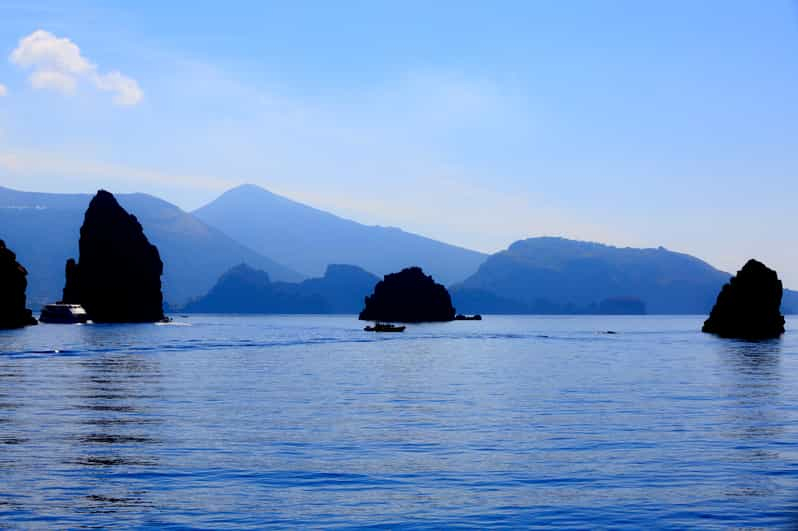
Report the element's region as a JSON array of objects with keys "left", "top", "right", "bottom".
[
  {"left": 454, "top": 314, "right": 482, "bottom": 321},
  {"left": 364, "top": 322, "right": 406, "bottom": 332},
  {"left": 39, "top": 304, "right": 90, "bottom": 324}
]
